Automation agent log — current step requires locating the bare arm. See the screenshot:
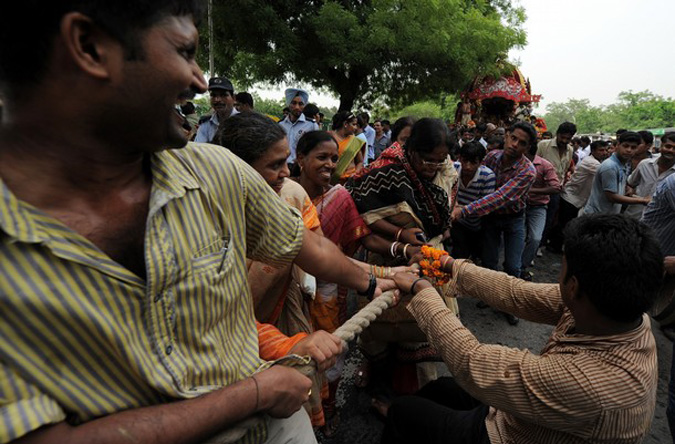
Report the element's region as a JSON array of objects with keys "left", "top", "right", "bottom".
[
  {"left": 368, "top": 219, "right": 425, "bottom": 246},
  {"left": 294, "top": 227, "right": 371, "bottom": 293},
  {"left": 603, "top": 191, "right": 650, "bottom": 205},
  {"left": 13, "top": 366, "right": 311, "bottom": 444}
]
